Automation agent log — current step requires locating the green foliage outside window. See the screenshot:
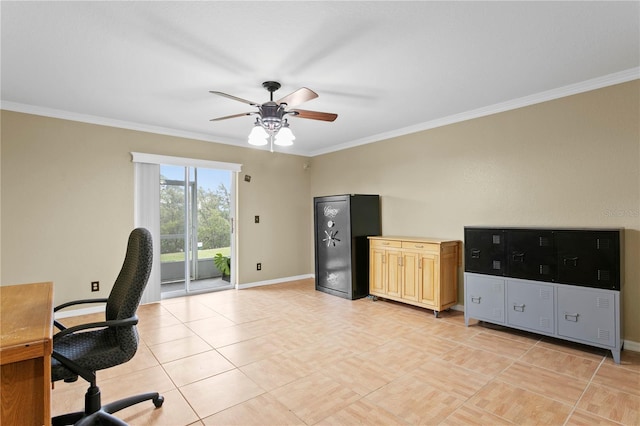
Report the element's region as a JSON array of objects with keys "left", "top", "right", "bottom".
[{"left": 160, "top": 178, "right": 231, "bottom": 257}]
